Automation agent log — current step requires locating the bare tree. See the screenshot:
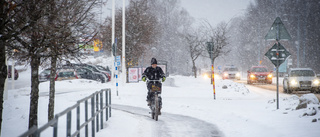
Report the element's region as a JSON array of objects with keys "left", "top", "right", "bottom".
[
  {"left": 183, "top": 29, "right": 205, "bottom": 78},
  {"left": 0, "top": 0, "right": 47, "bottom": 133},
  {"left": 202, "top": 21, "right": 230, "bottom": 68},
  {"left": 45, "top": 0, "right": 99, "bottom": 121}
]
